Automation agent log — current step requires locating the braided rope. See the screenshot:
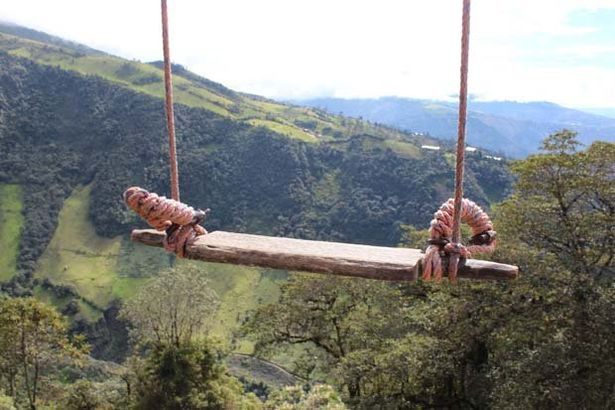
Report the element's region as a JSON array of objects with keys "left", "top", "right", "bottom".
[
  {"left": 123, "top": 187, "right": 207, "bottom": 257},
  {"left": 447, "top": 0, "right": 473, "bottom": 279},
  {"left": 161, "top": 0, "right": 180, "bottom": 202},
  {"left": 423, "top": 198, "right": 496, "bottom": 282}
]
